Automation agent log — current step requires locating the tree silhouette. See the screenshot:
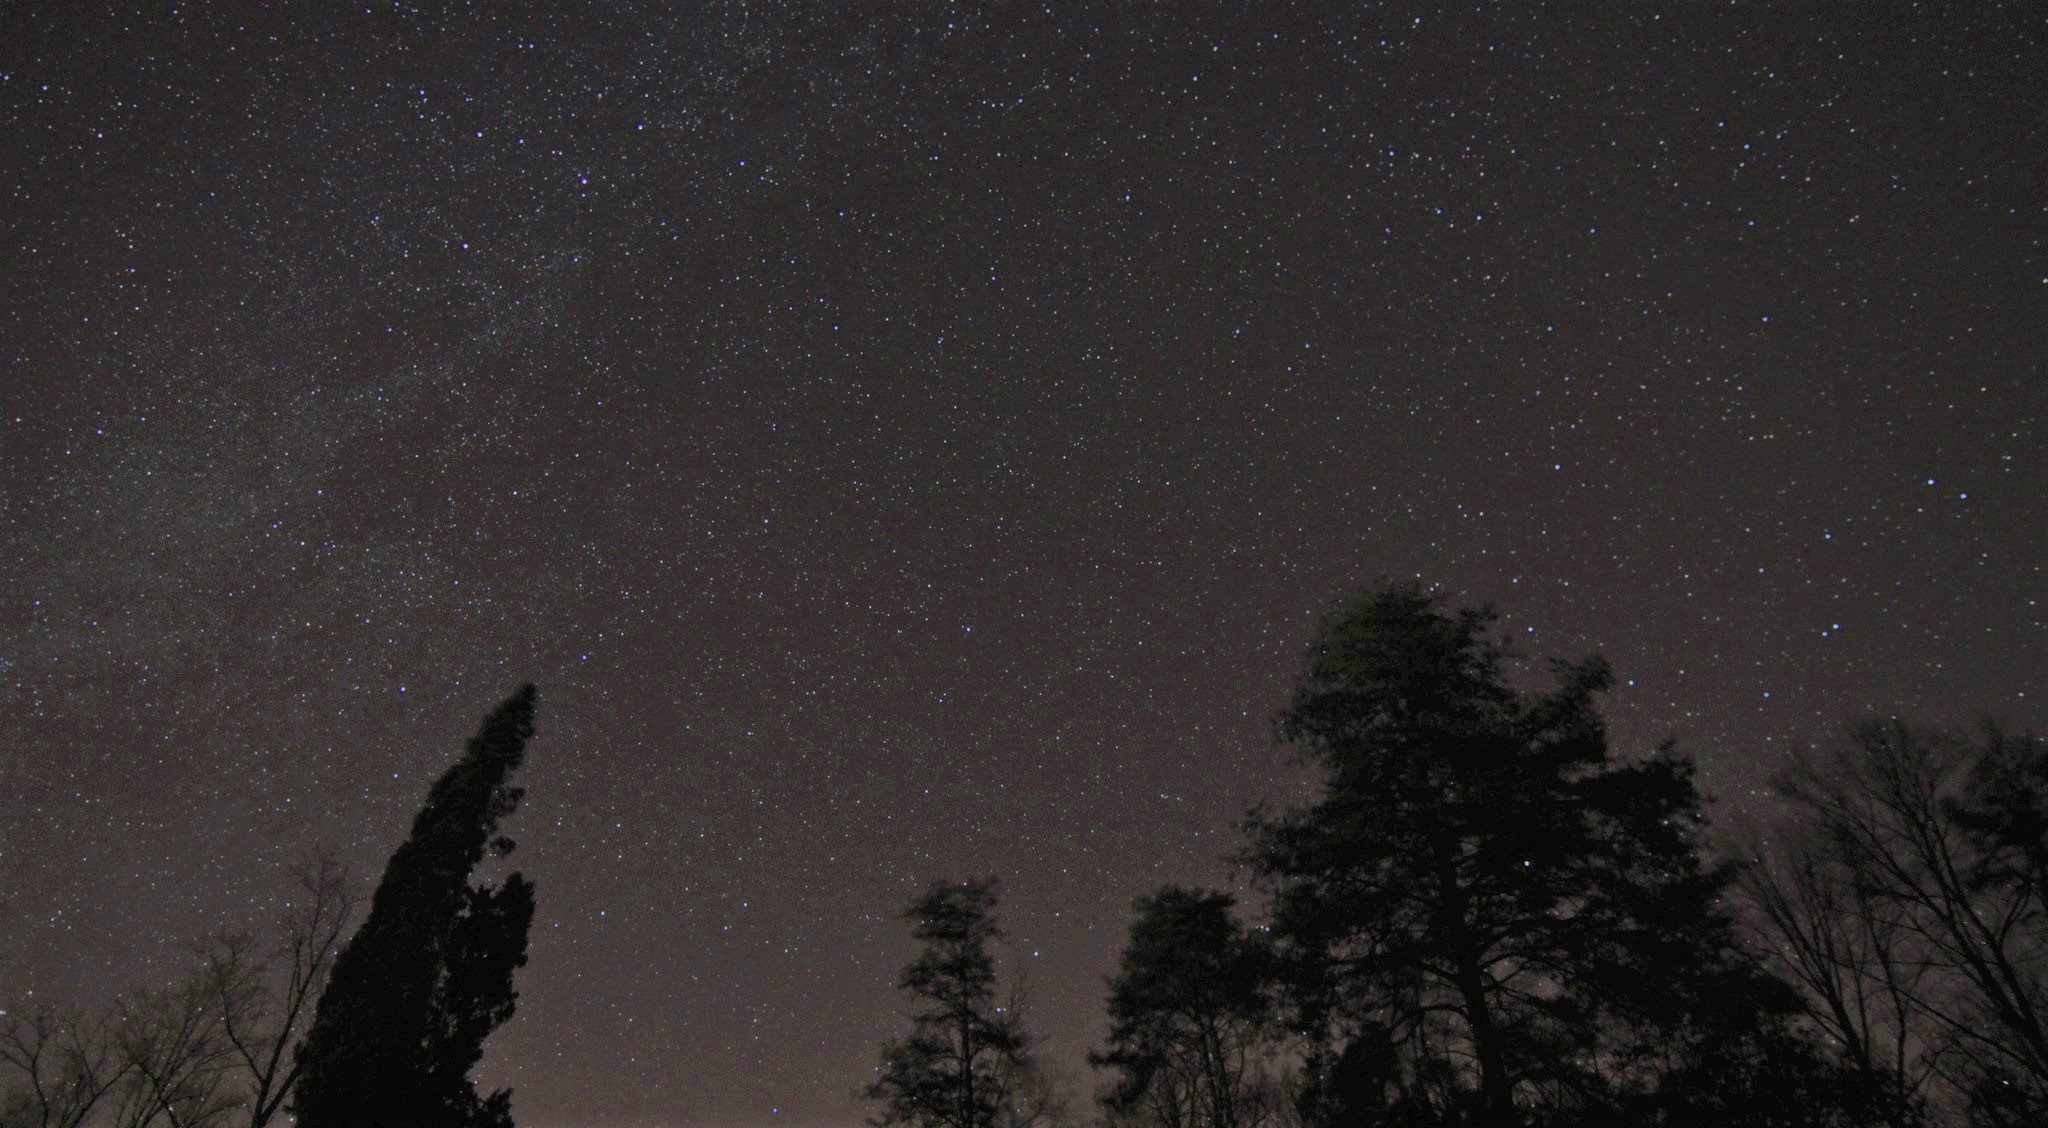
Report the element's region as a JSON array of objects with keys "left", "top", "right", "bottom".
[
  {"left": 1737, "top": 813, "right": 1938, "bottom": 1126},
  {"left": 292, "top": 686, "right": 538, "bottom": 1128},
  {"left": 198, "top": 857, "right": 358, "bottom": 1128},
  {"left": 0, "top": 1008, "right": 126, "bottom": 1128},
  {"left": 1749, "top": 720, "right": 2048, "bottom": 1125},
  {"left": 109, "top": 978, "right": 237, "bottom": 1128},
  {"left": 1, "top": 859, "right": 359, "bottom": 1128},
  {"left": 868, "top": 879, "right": 1047, "bottom": 1128},
  {"left": 1246, "top": 583, "right": 1848, "bottom": 1126},
  {"left": 1092, "top": 887, "right": 1280, "bottom": 1128}
]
